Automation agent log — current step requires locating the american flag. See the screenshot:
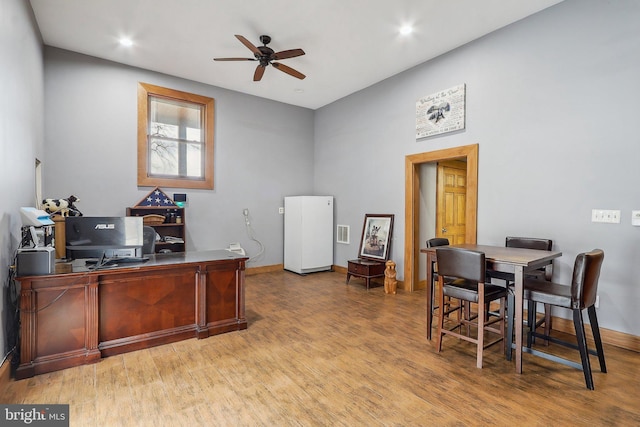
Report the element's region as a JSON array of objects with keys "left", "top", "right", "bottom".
[{"left": 137, "top": 188, "right": 177, "bottom": 207}]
